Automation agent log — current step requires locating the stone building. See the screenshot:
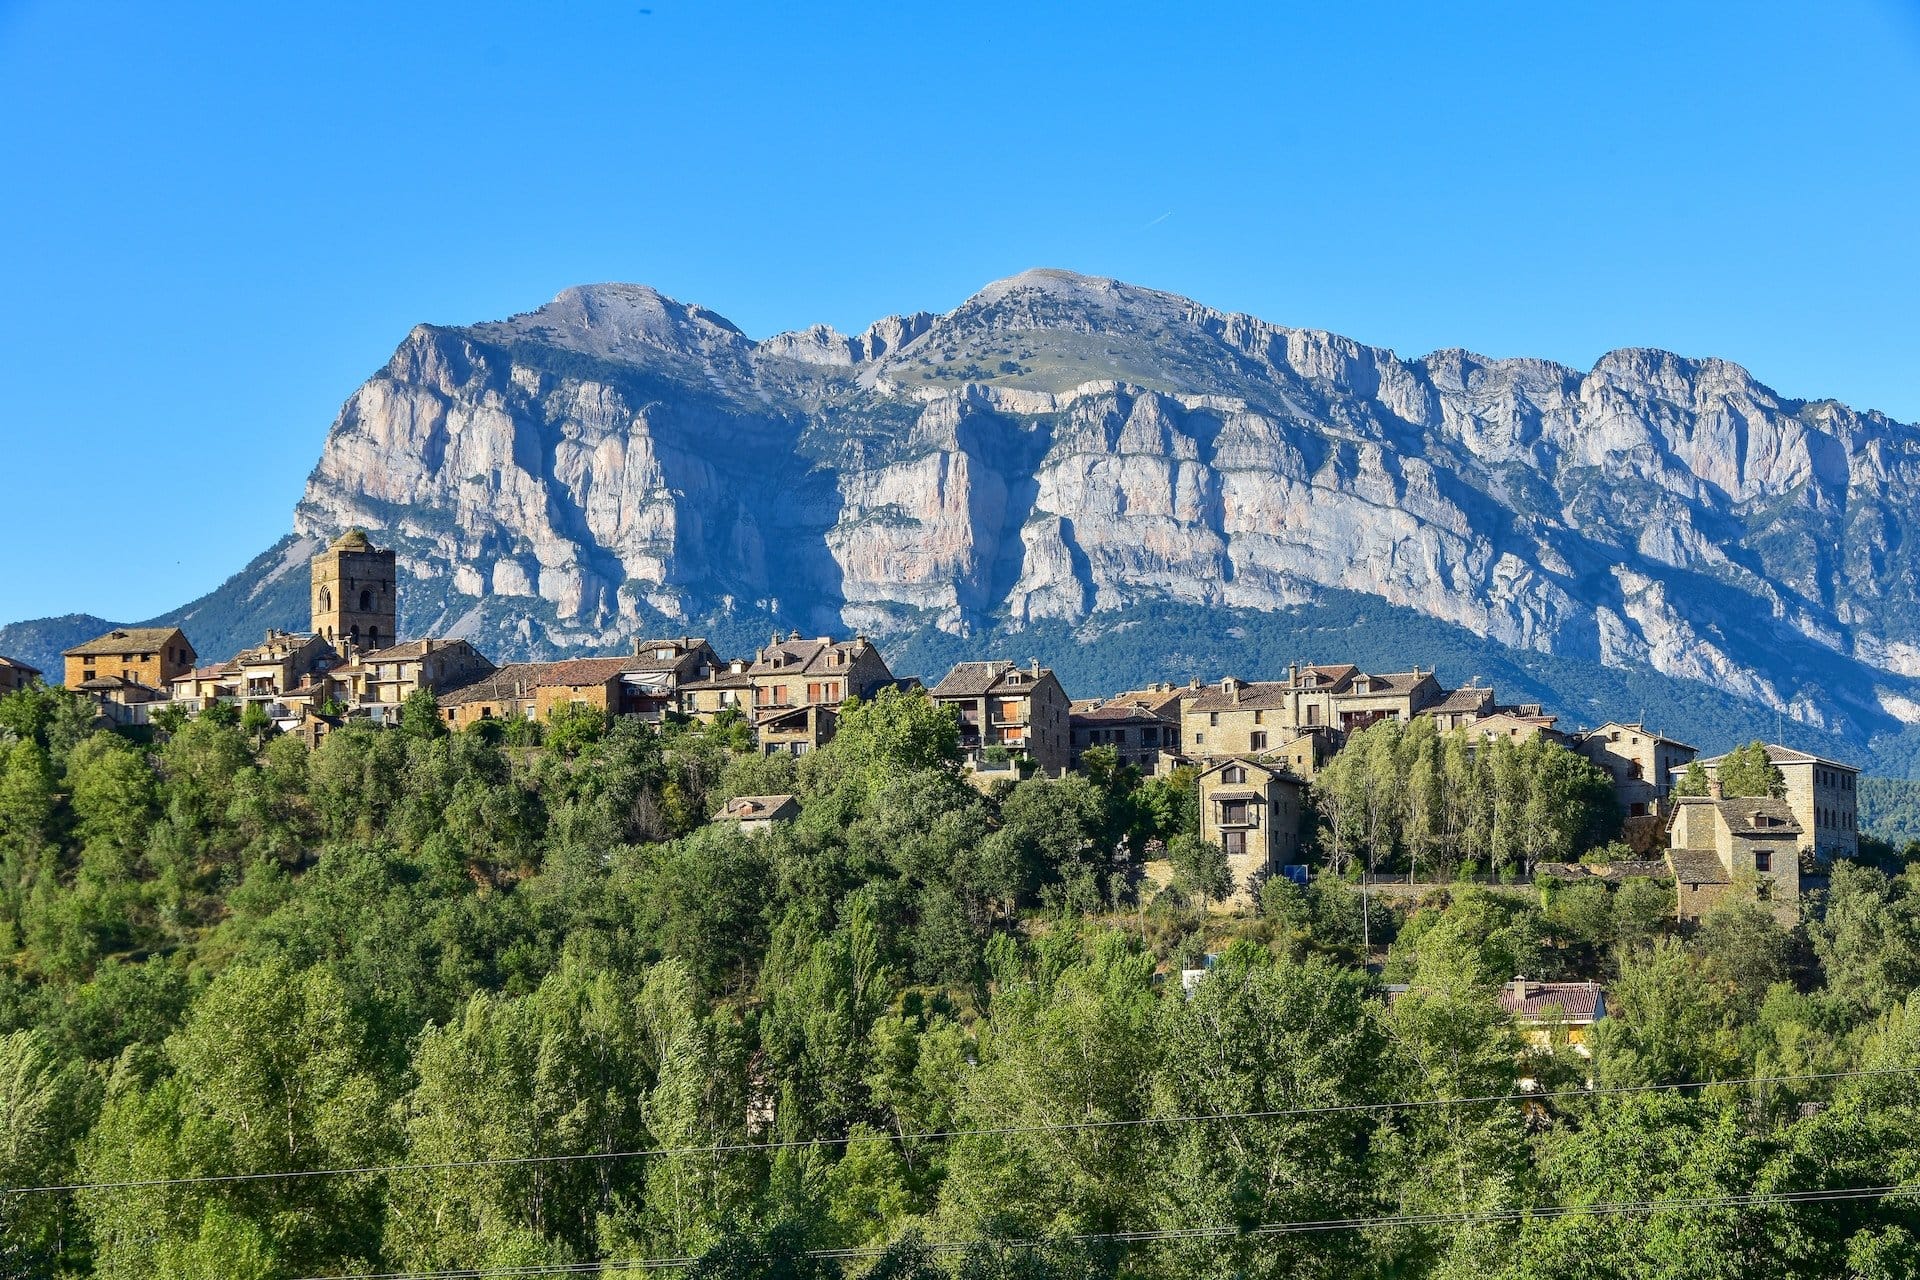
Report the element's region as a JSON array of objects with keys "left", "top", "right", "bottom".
[
  {"left": 0, "top": 655, "right": 41, "bottom": 696},
  {"left": 931, "top": 659, "right": 1072, "bottom": 778},
  {"left": 745, "top": 632, "right": 898, "bottom": 756},
  {"left": 1195, "top": 756, "right": 1306, "bottom": 904},
  {"left": 1180, "top": 664, "right": 1447, "bottom": 757},
  {"left": 337, "top": 638, "right": 495, "bottom": 714},
  {"left": 1665, "top": 789, "right": 1804, "bottom": 922},
  {"left": 63, "top": 626, "right": 197, "bottom": 693},
  {"left": 678, "top": 658, "right": 754, "bottom": 722},
  {"left": 1069, "top": 684, "right": 1184, "bottom": 775},
  {"left": 310, "top": 528, "right": 397, "bottom": 658},
  {"left": 1575, "top": 722, "right": 1697, "bottom": 819},
  {"left": 1698, "top": 743, "right": 1860, "bottom": 863}
]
